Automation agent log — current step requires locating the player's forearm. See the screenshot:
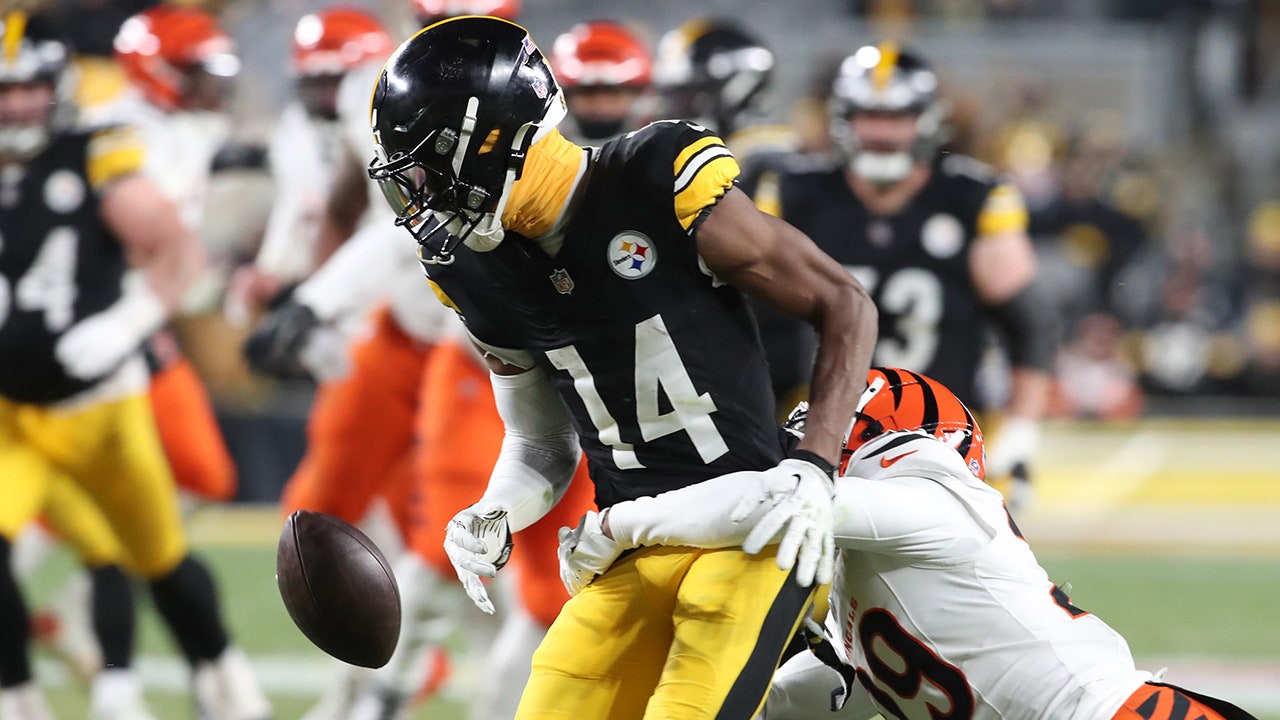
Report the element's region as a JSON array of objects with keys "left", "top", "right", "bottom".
[
  {"left": 480, "top": 368, "right": 580, "bottom": 532},
  {"left": 140, "top": 234, "right": 206, "bottom": 313},
  {"left": 607, "top": 472, "right": 757, "bottom": 549},
  {"left": 798, "top": 283, "right": 877, "bottom": 464}
]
